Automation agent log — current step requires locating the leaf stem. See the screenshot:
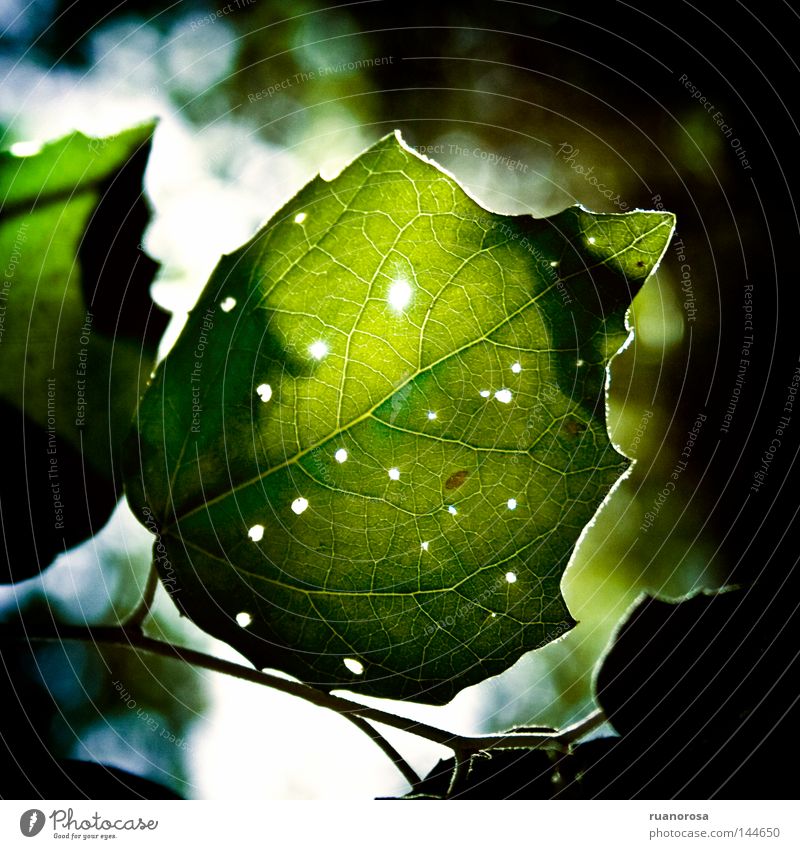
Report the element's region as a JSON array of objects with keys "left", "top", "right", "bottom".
[
  {"left": 122, "top": 565, "right": 159, "bottom": 630},
  {"left": 447, "top": 751, "right": 471, "bottom": 797},
  {"left": 0, "top": 623, "right": 605, "bottom": 766},
  {"left": 341, "top": 714, "right": 421, "bottom": 789}
]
